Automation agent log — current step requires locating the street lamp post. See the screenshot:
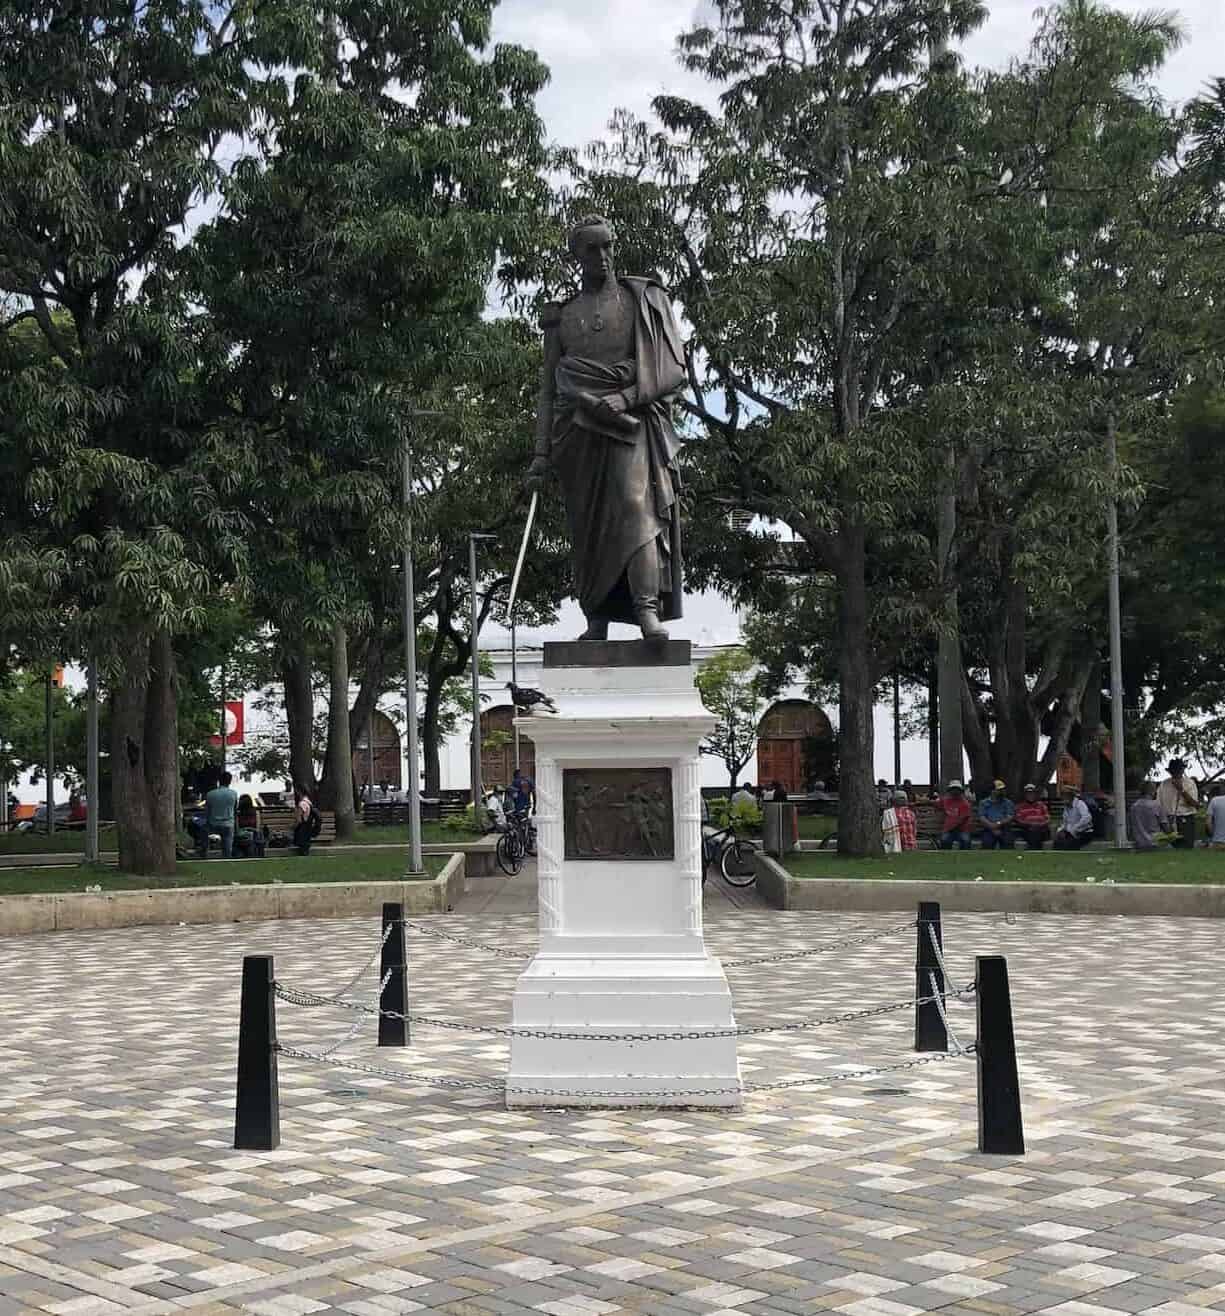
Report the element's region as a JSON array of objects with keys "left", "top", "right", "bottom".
[
  {"left": 402, "top": 430, "right": 425, "bottom": 875},
  {"left": 1106, "top": 417, "right": 1128, "bottom": 848},
  {"left": 86, "top": 657, "right": 99, "bottom": 863},
  {"left": 469, "top": 532, "right": 496, "bottom": 823}
]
